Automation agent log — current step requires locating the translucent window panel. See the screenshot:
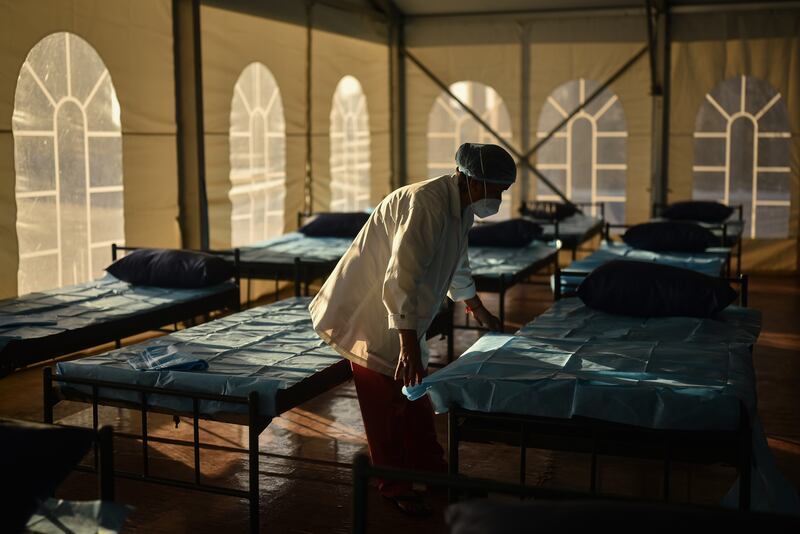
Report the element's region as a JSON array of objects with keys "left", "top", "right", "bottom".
[
  {"left": 536, "top": 78, "right": 627, "bottom": 222},
  {"left": 692, "top": 76, "right": 791, "bottom": 238},
  {"left": 229, "top": 63, "right": 286, "bottom": 247},
  {"left": 330, "top": 76, "right": 371, "bottom": 212},
  {"left": 427, "top": 81, "right": 515, "bottom": 220},
  {"left": 12, "top": 32, "right": 124, "bottom": 295}
]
